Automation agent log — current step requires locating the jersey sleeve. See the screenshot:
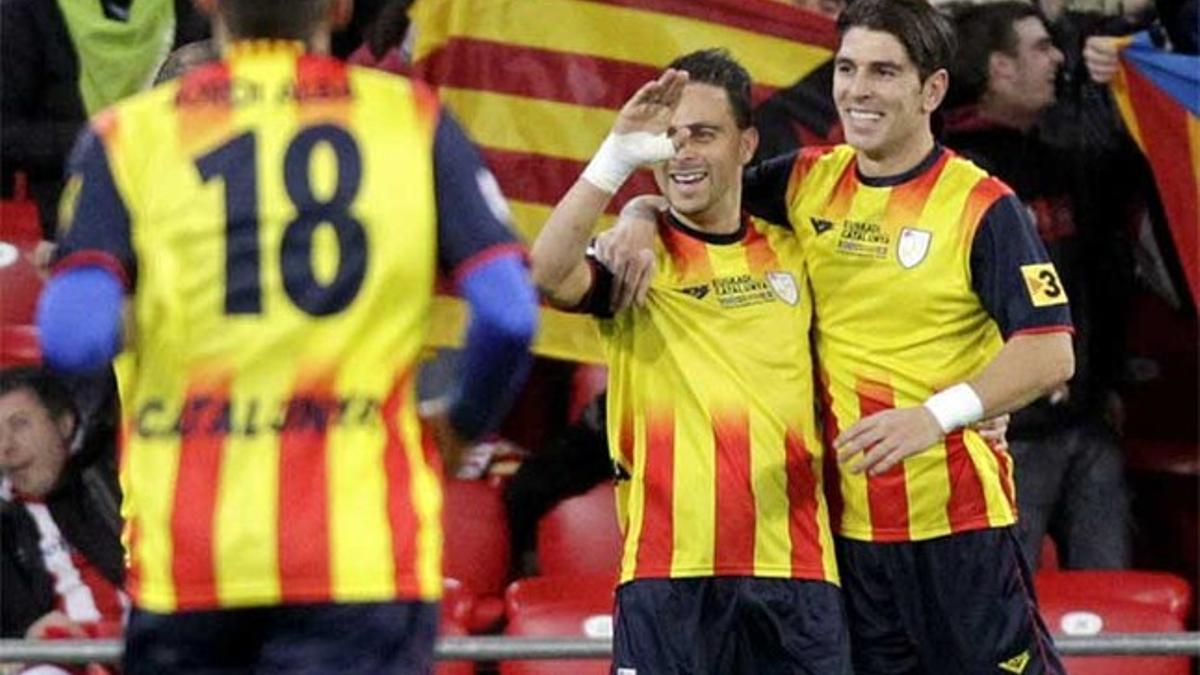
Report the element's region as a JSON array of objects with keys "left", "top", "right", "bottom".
[
  {"left": 969, "top": 193, "right": 1074, "bottom": 338},
  {"left": 52, "top": 126, "right": 137, "bottom": 289},
  {"left": 742, "top": 151, "right": 798, "bottom": 228},
  {"left": 432, "top": 110, "right": 526, "bottom": 286}
]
